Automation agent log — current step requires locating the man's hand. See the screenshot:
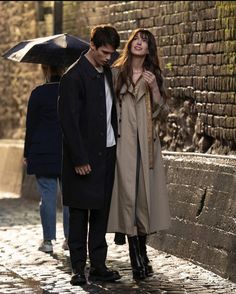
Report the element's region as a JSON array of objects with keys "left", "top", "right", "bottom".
[{"left": 75, "top": 164, "right": 92, "bottom": 175}]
